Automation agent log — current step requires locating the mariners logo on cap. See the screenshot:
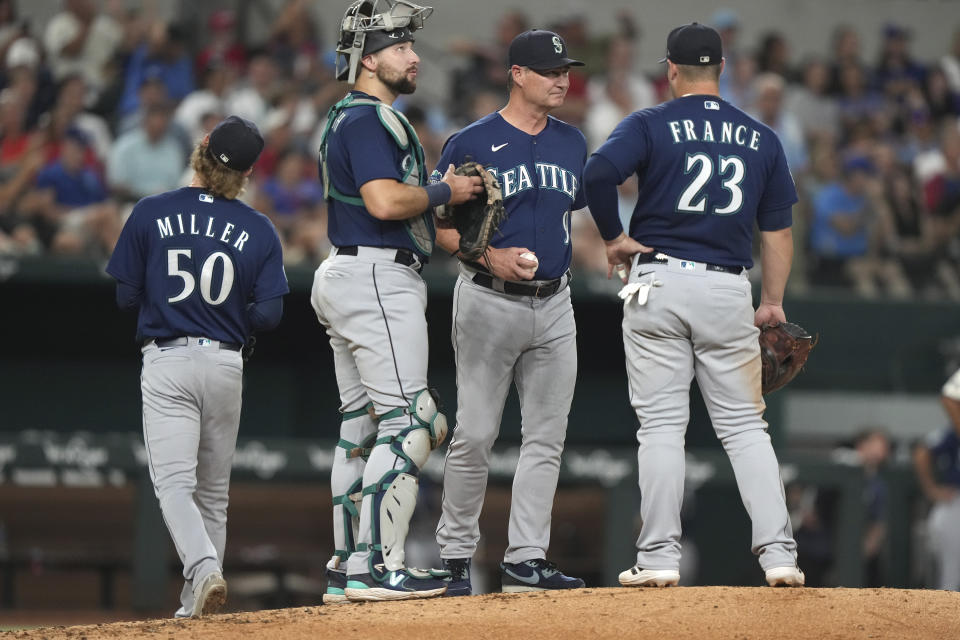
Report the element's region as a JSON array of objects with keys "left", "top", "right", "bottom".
[{"left": 552, "top": 36, "right": 562, "bottom": 53}]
